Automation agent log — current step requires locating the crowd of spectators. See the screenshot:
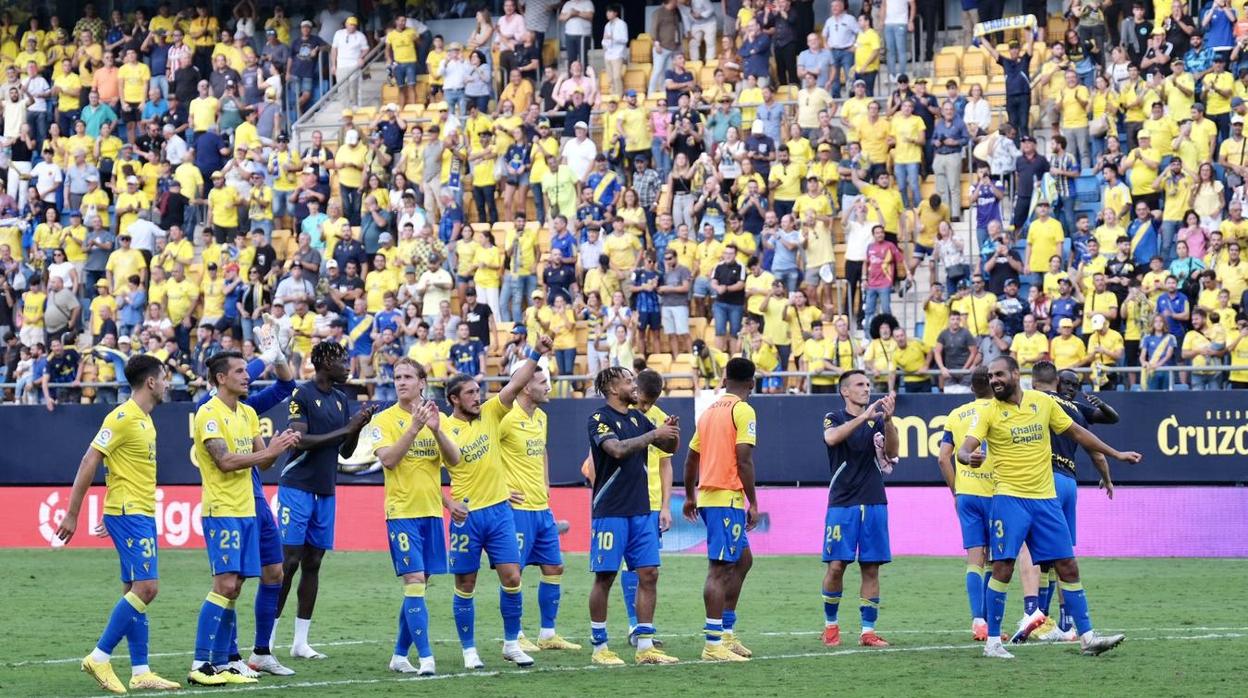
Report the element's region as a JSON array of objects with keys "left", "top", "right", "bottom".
[{"left": 2, "top": 0, "right": 1248, "bottom": 409}]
